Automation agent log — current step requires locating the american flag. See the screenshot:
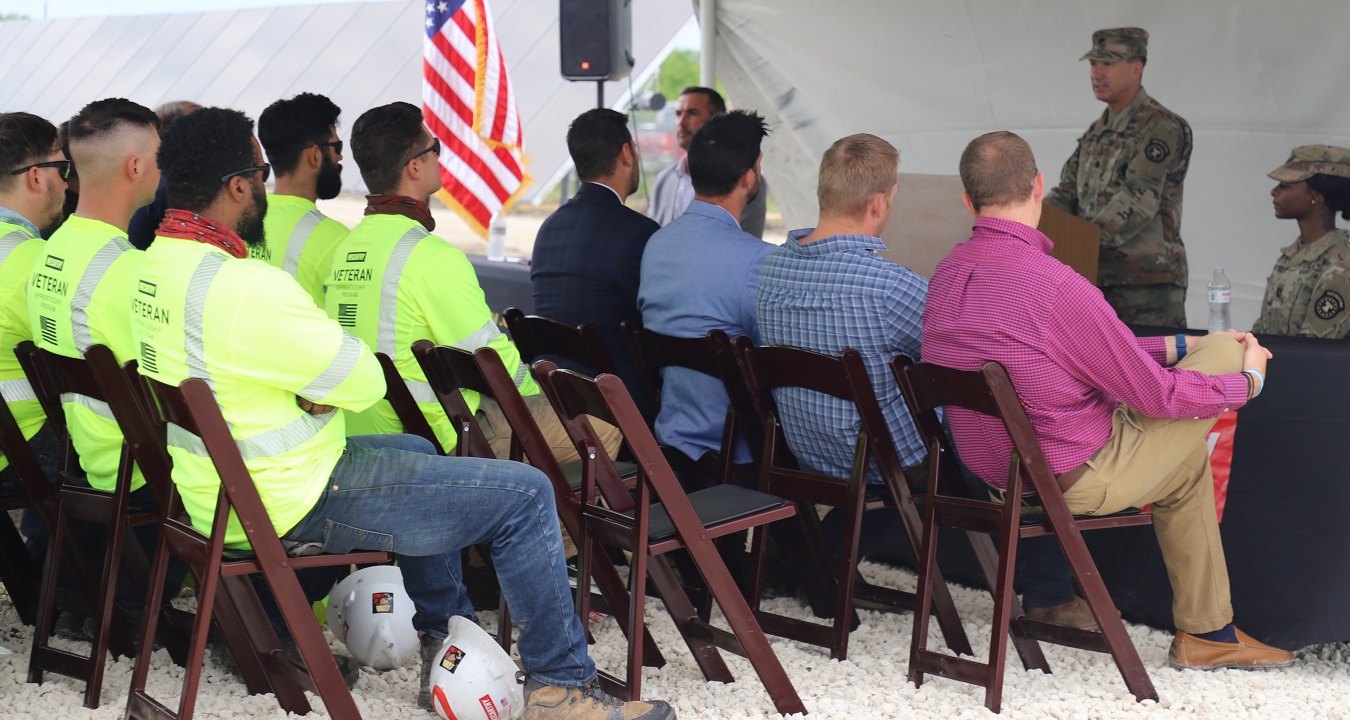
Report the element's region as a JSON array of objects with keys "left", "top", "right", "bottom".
[{"left": 423, "top": 0, "right": 529, "bottom": 236}]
